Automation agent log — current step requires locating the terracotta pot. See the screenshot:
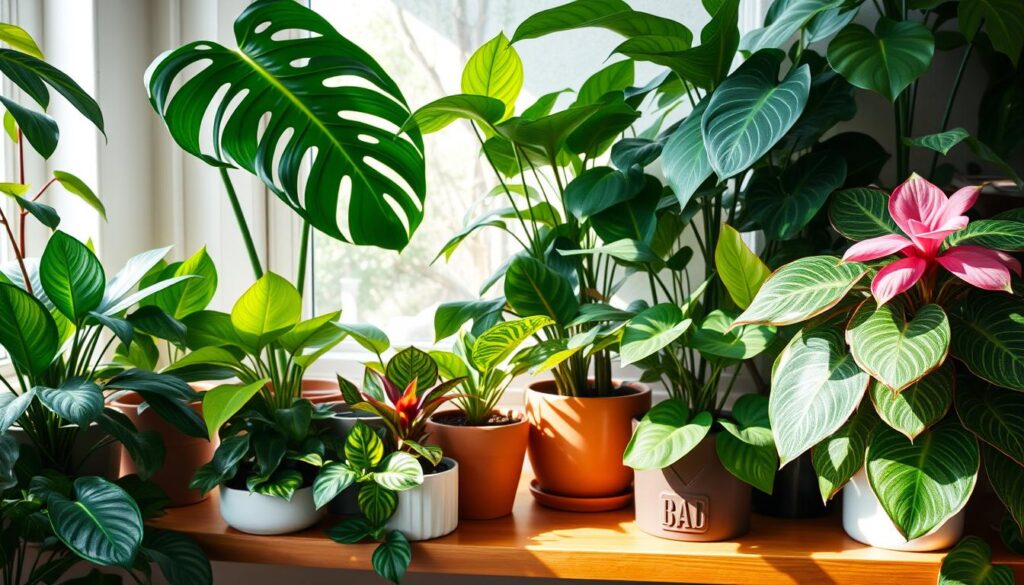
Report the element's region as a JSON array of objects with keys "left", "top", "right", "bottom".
[
  {"left": 843, "top": 468, "right": 965, "bottom": 551},
  {"left": 525, "top": 380, "right": 651, "bottom": 507},
  {"left": 633, "top": 431, "right": 750, "bottom": 541},
  {"left": 386, "top": 458, "right": 459, "bottom": 541},
  {"left": 425, "top": 410, "right": 528, "bottom": 520},
  {"left": 112, "top": 387, "right": 216, "bottom": 507}
]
